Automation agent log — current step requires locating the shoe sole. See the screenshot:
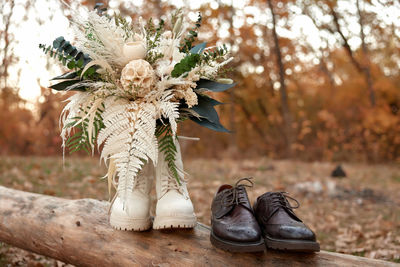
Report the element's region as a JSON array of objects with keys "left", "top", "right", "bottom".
[
  {"left": 264, "top": 235, "right": 320, "bottom": 252},
  {"left": 210, "top": 231, "right": 265, "bottom": 253},
  {"left": 109, "top": 213, "right": 152, "bottom": 231},
  {"left": 153, "top": 214, "right": 197, "bottom": 229}
]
